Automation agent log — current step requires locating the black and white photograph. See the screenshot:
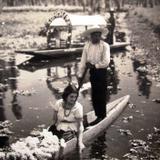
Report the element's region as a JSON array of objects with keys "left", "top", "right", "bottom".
[{"left": 0, "top": 0, "right": 160, "bottom": 159}]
